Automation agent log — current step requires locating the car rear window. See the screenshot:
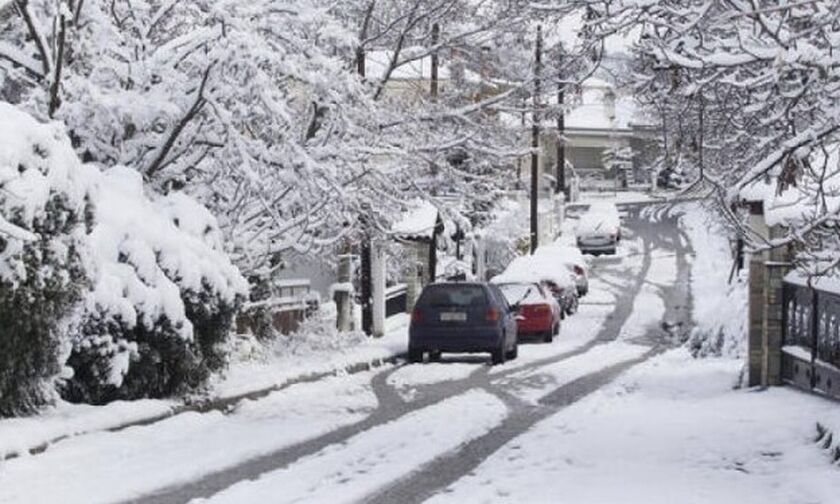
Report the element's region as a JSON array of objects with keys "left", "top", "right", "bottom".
[
  {"left": 419, "top": 285, "right": 488, "bottom": 307},
  {"left": 497, "top": 283, "right": 541, "bottom": 305}
]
